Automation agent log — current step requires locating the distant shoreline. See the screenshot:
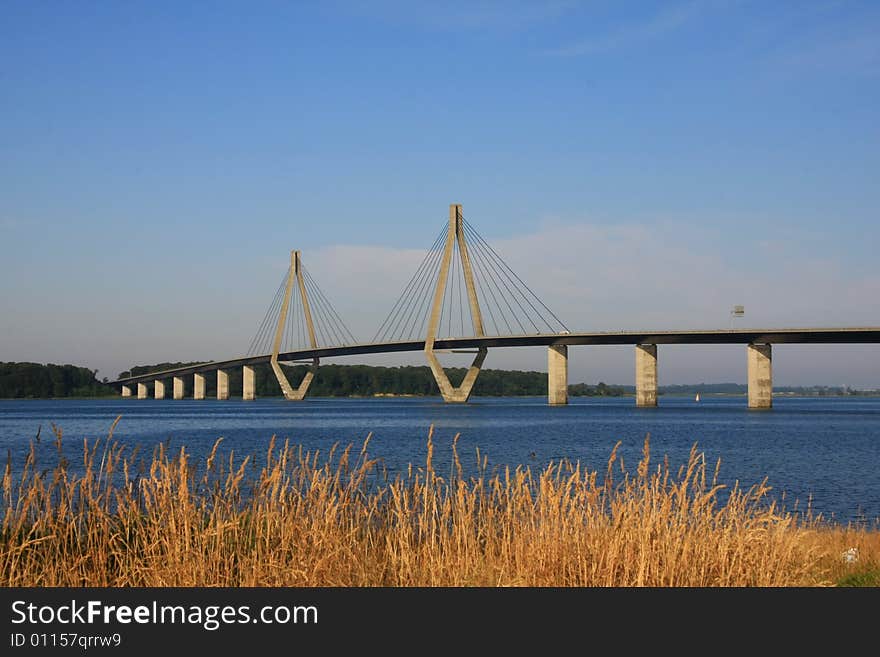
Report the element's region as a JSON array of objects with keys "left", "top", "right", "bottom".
[{"left": 3, "top": 392, "right": 880, "bottom": 401}]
